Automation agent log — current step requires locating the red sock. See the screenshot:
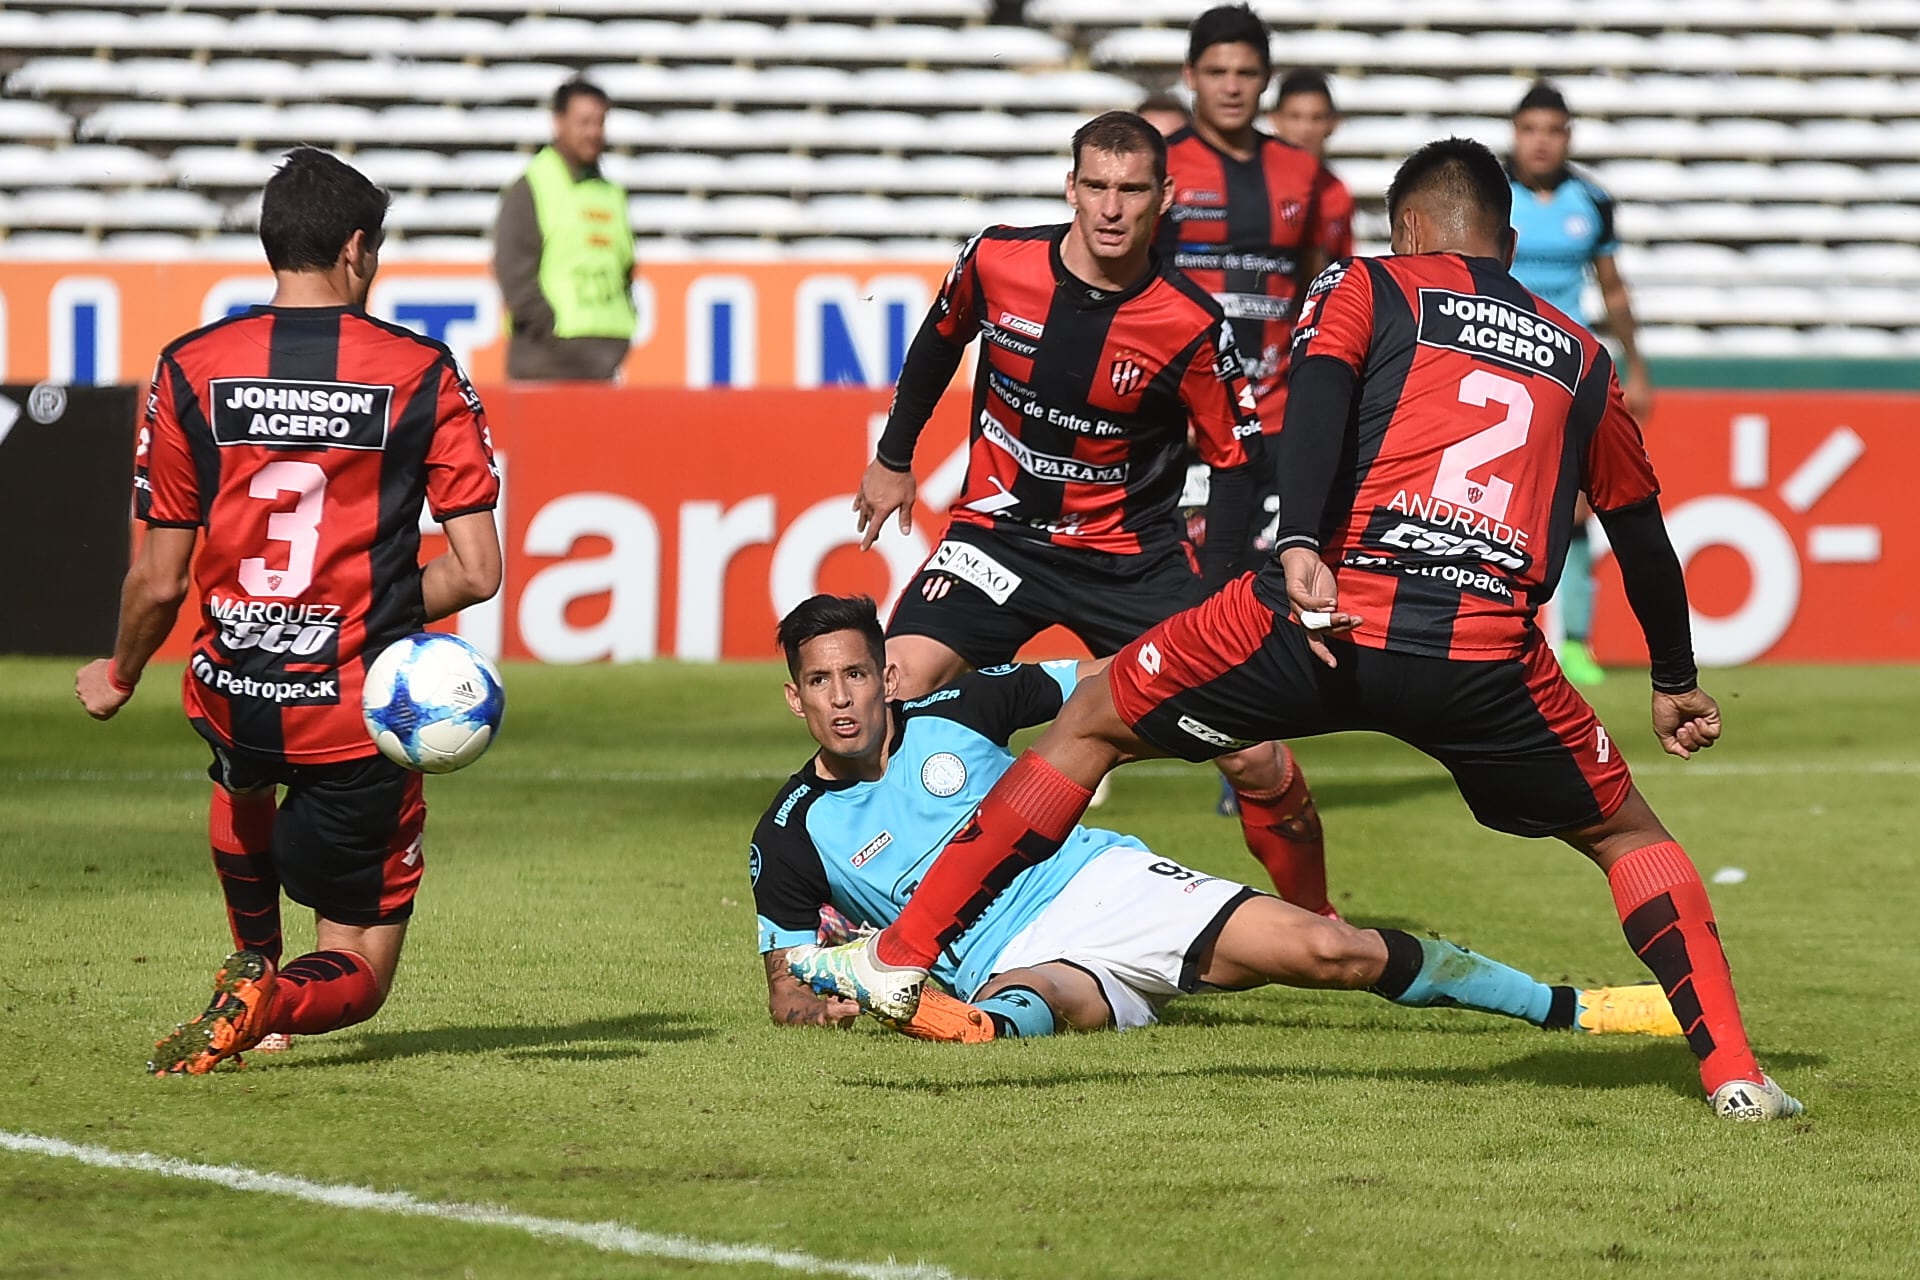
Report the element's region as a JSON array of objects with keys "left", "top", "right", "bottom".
[
  {"left": 1608, "top": 842, "right": 1761, "bottom": 1094},
  {"left": 1233, "top": 746, "right": 1330, "bottom": 914},
  {"left": 876, "top": 751, "right": 1092, "bottom": 969},
  {"left": 267, "top": 950, "right": 381, "bottom": 1035},
  {"left": 210, "top": 787, "right": 282, "bottom": 964}
]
